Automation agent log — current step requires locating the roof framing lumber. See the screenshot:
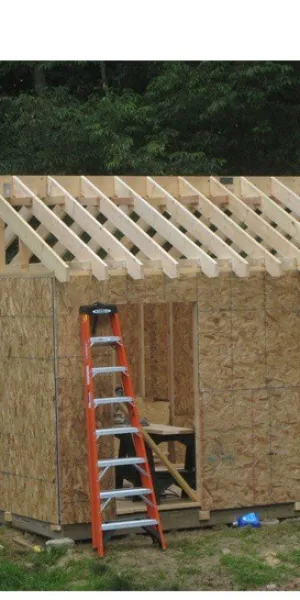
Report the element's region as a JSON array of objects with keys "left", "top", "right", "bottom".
[
  {"left": 179, "top": 177, "right": 275, "bottom": 270},
  {"left": 241, "top": 177, "right": 300, "bottom": 245},
  {"left": 270, "top": 177, "right": 300, "bottom": 219},
  {"left": 114, "top": 177, "right": 218, "bottom": 278},
  {"left": 12, "top": 177, "right": 108, "bottom": 281},
  {"left": 148, "top": 177, "right": 249, "bottom": 278},
  {"left": 0, "top": 194, "right": 69, "bottom": 281},
  {"left": 210, "top": 178, "right": 290, "bottom": 276},
  {"left": 80, "top": 176, "right": 179, "bottom": 279},
  {"left": 5, "top": 206, "right": 31, "bottom": 249},
  {"left": 47, "top": 177, "right": 144, "bottom": 280}
]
